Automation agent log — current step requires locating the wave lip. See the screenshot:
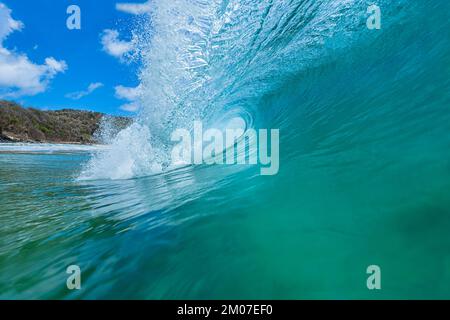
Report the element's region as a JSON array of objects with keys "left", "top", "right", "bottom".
[{"left": 80, "top": 0, "right": 413, "bottom": 180}]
